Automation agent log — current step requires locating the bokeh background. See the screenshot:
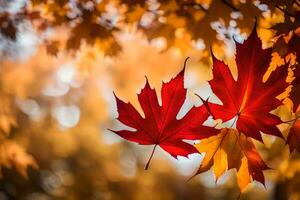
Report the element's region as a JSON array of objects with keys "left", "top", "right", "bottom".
[{"left": 0, "top": 0, "right": 299, "bottom": 199}]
